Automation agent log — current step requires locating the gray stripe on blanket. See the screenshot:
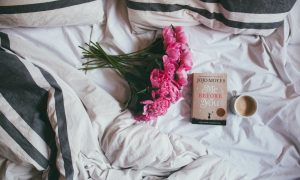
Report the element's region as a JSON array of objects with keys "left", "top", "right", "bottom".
[
  {"left": 0, "top": 52, "right": 53, "bottom": 146},
  {"left": 0, "top": 112, "right": 49, "bottom": 169},
  {"left": 200, "top": 0, "right": 296, "bottom": 13},
  {"left": 38, "top": 67, "right": 74, "bottom": 180}
]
